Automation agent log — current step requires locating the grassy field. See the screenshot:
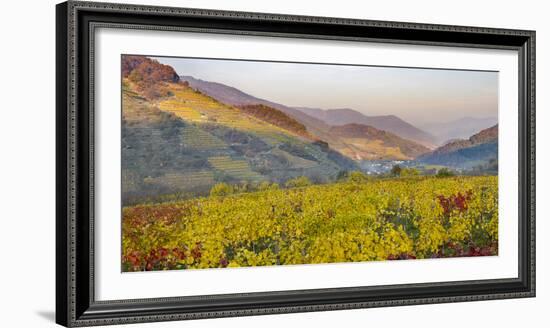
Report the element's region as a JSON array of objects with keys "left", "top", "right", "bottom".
[{"left": 122, "top": 175, "right": 498, "bottom": 271}]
